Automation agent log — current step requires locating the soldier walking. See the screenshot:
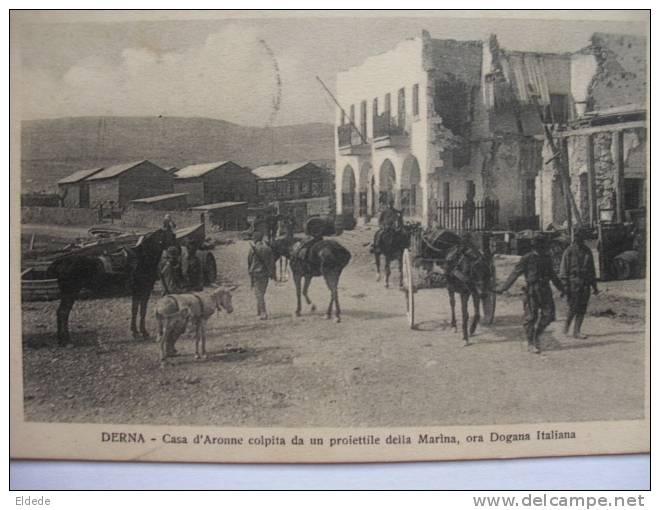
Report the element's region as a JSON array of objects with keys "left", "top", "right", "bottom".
[
  {"left": 559, "top": 228, "right": 599, "bottom": 339},
  {"left": 248, "top": 230, "right": 276, "bottom": 320},
  {"left": 496, "top": 235, "right": 565, "bottom": 353}
]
